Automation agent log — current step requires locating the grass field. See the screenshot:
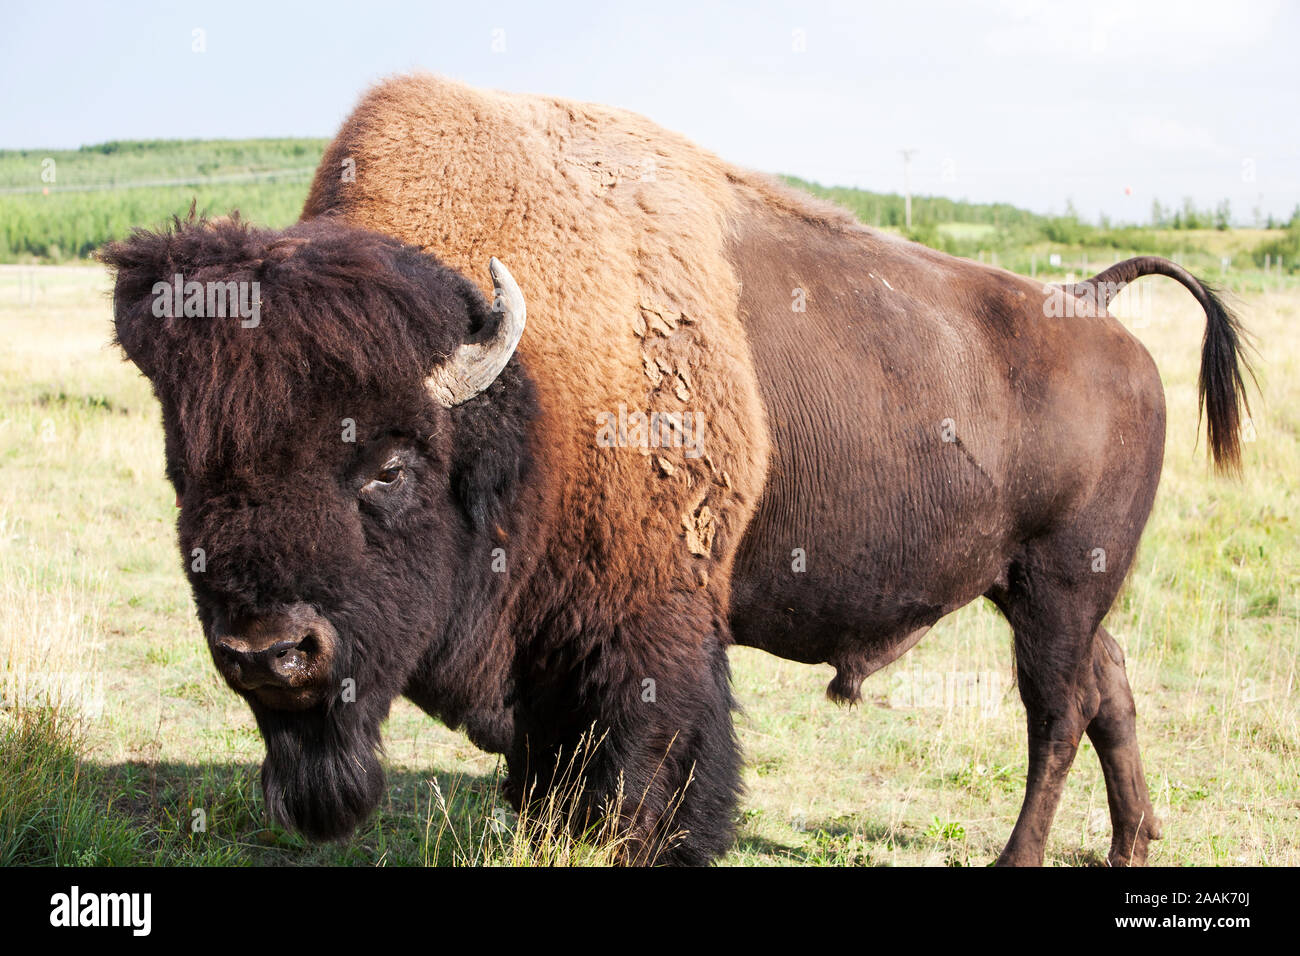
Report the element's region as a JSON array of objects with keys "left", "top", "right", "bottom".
[{"left": 1, "top": 252, "right": 1297, "bottom": 865}]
